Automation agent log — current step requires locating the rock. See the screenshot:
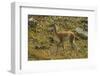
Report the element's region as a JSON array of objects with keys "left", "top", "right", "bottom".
[{"left": 75, "top": 27, "right": 88, "bottom": 39}]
